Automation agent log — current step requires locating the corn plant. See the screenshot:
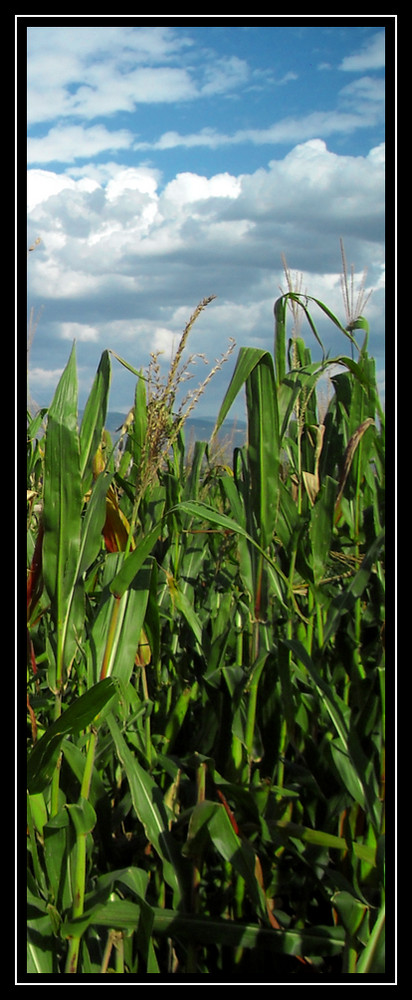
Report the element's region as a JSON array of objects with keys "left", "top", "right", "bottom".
[{"left": 27, "top": 281, "right": 386, "bottom": 977}]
